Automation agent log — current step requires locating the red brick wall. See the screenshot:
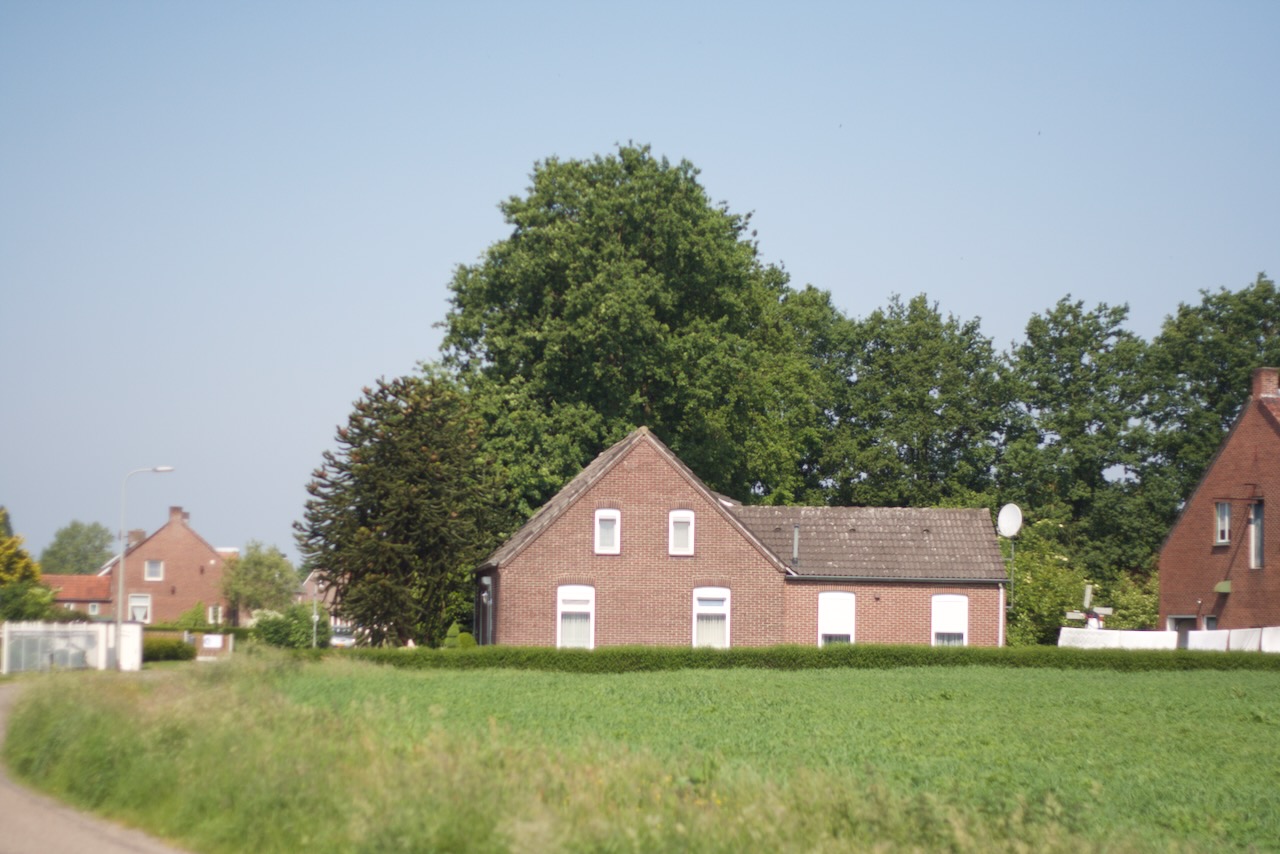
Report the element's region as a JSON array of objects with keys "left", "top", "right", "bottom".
[
  {"left": 492, "top": 440, "right": 1005, "bottom": 647},
  {"left": 1160, "top": 390, "right": 1280, "bottom": 629},
  {"left": 105, "top": 507, "right": 231, "bottom": 624},
  {"left": 782, "top": 581, "right": 1004, "bottom": 646},
  {"left": 494, "top": 440, "right": 785, "bottom": 647}
]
